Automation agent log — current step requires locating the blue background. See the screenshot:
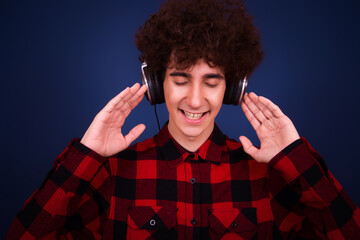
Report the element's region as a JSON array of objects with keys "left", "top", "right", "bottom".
[{"left": 1, "top": 0, "right": 359, "bottom": 237}]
